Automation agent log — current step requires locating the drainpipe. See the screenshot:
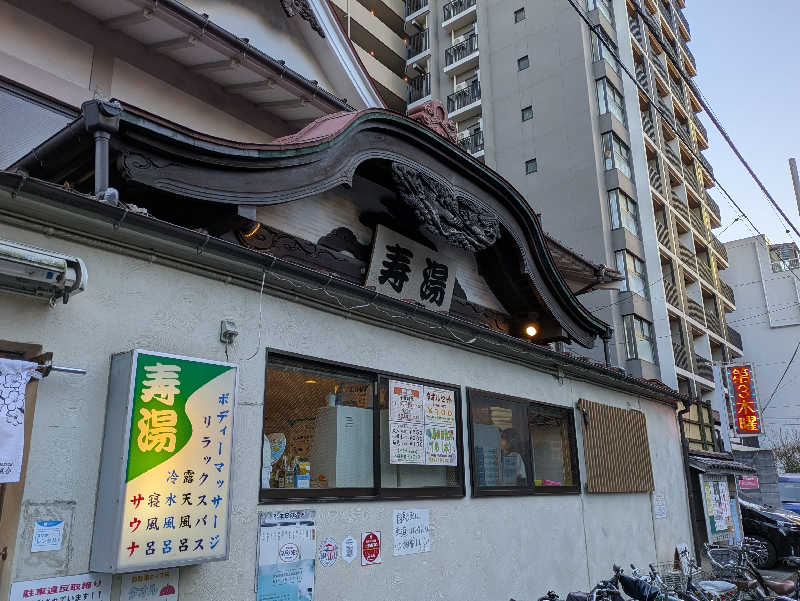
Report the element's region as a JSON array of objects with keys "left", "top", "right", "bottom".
[
  {"left": 601, "top": 328, "right": 613, "bottom": 367},
  {"left": 678, "top": 398, "right": 701, "bottom": 560},
  {"left": 82, "top": 99, "right": 121, "bottom": 200}
]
